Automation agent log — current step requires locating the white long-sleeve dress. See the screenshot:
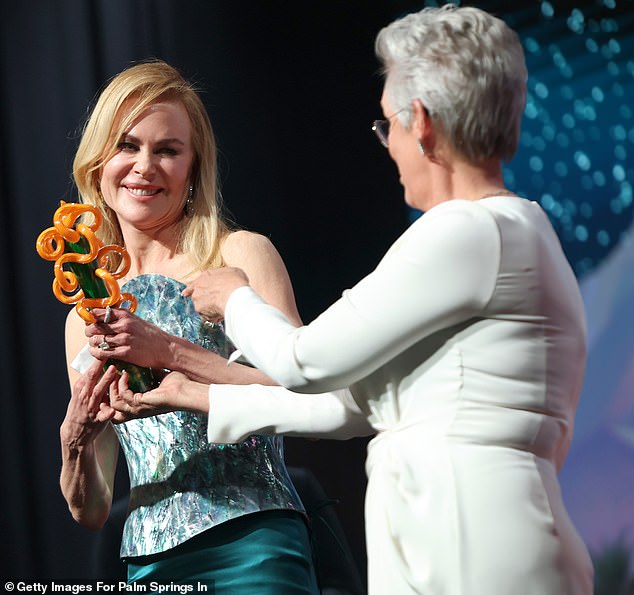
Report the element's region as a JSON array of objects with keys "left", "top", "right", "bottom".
[{"left": 208, "top": 196, "right": 594, "bottom": 595}]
